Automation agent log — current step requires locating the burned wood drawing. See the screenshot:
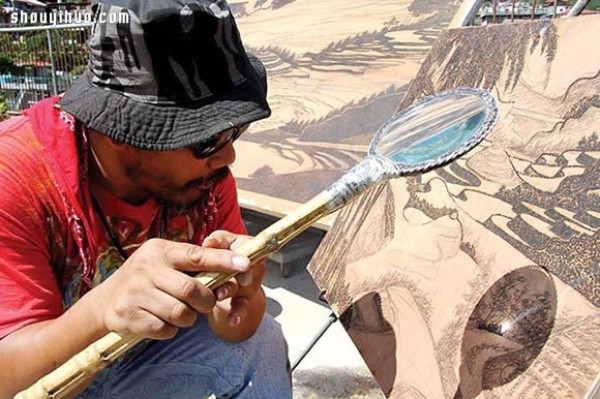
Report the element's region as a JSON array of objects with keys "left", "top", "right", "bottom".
[
  {"left": 310, "top": 16, "right": 600, "bottom": 398},
  {"left": 230, "top": 0, "right": 463, "bottom": 207}
]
